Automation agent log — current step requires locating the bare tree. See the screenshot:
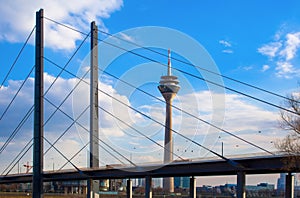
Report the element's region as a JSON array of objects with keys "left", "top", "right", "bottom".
[
  {"left": 276, "top": 91, "right": 300, "bottom": 169},
  {"left": 279, "top": 92, "right": 300, "bottom": 133}
]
